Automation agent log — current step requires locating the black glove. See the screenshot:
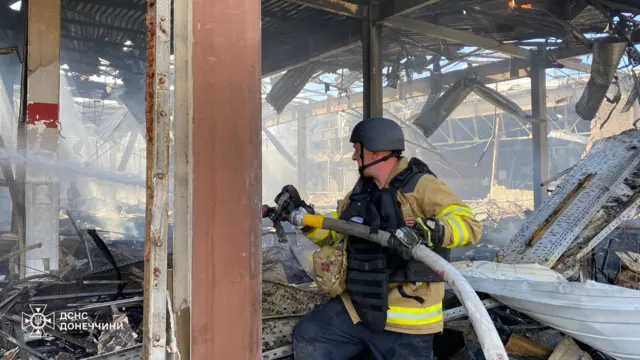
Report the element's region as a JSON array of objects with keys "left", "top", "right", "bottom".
[
  {"left": 409, "top": 217, "right": 444, "bottom": 249},
  {"left": 274, "top": 184, "right": 314, "bottom": 217},
  {"left": 388, "top": 217, "right": 444, "bottom": 260}
]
